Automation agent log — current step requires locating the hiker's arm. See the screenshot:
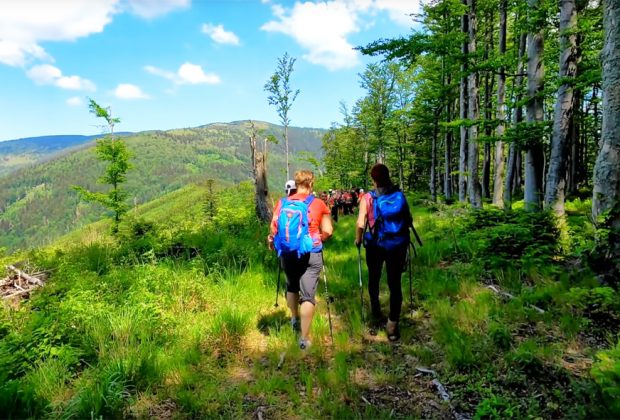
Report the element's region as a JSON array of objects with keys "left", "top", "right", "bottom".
[
  {"left": 355, "top": 197, "right": 367, "bottom": 247},
  {"left": 320, "top": 215, "right": 333, "bottom": 242}
]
